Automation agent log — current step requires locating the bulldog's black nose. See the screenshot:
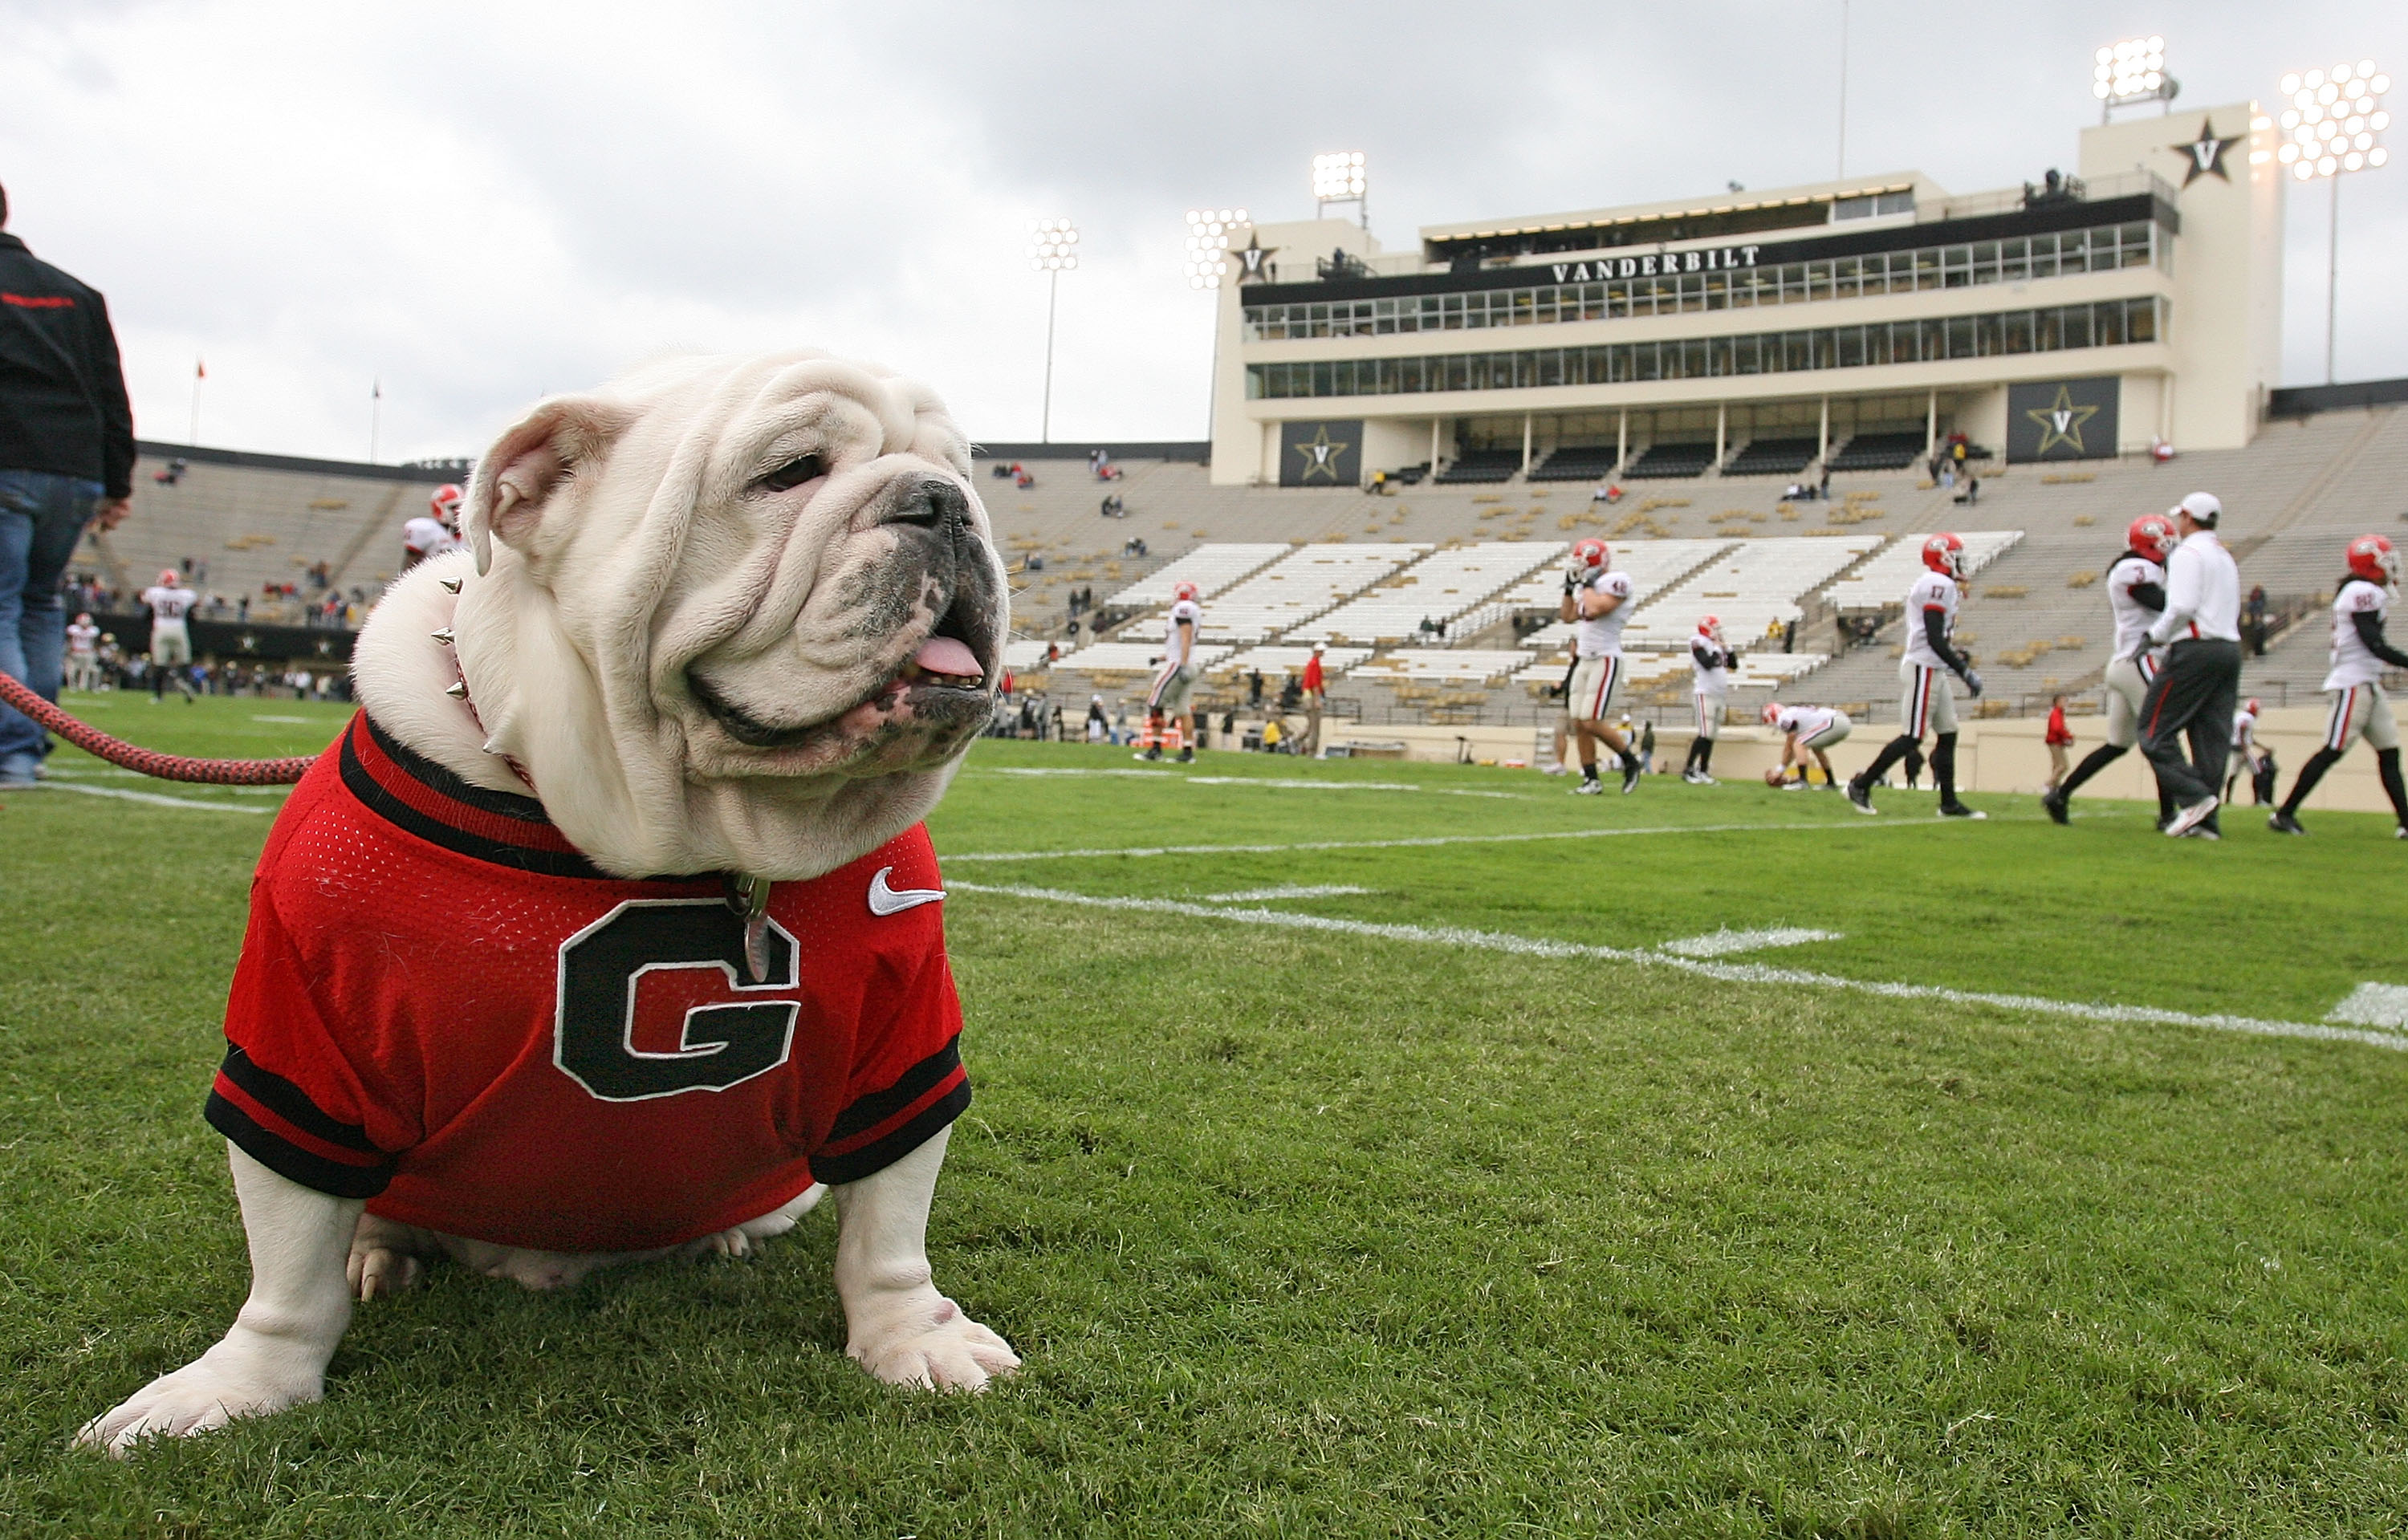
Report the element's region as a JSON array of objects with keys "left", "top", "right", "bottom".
[{"left": 885, "top": 477, "right": 970, "bottom": 535}]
